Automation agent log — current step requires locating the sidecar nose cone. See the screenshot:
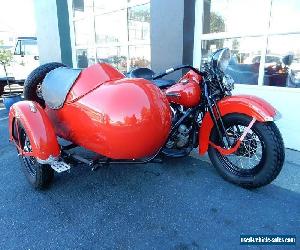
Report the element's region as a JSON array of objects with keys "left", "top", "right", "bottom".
[{"left": 59, "top": 78, "right": 172, "bottom": 159}]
